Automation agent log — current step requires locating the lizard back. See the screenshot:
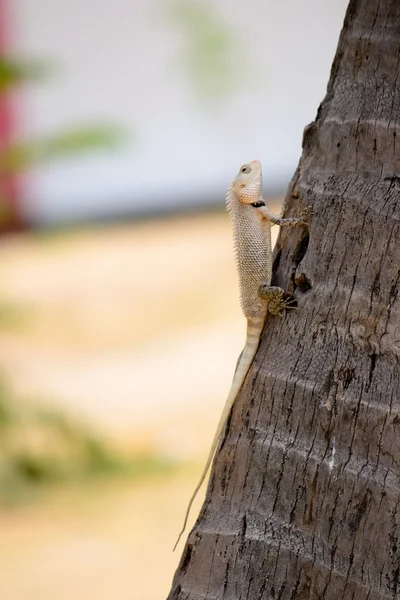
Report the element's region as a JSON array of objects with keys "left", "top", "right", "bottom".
[{"left": 227, "top": 190, "right": 272, "bottom": 319}]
